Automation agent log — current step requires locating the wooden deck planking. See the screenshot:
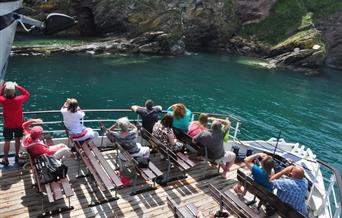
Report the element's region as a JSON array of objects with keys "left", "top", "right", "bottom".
[{"left": 0, "top": 150, "right": 241, "bottom": 218}]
